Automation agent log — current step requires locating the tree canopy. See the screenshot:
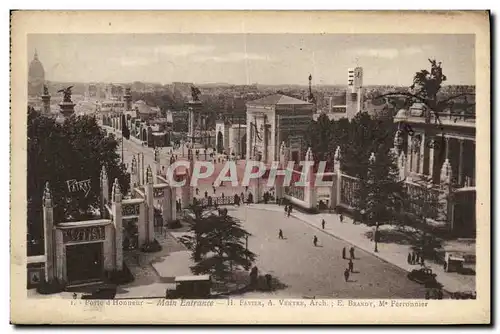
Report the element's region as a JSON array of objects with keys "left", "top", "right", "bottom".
[
  {"left": 179, "top": 204, "right": 256, "bottom": 281},
  {"left": 27, "top": 108, "right": 130, "bottom": 255}
]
